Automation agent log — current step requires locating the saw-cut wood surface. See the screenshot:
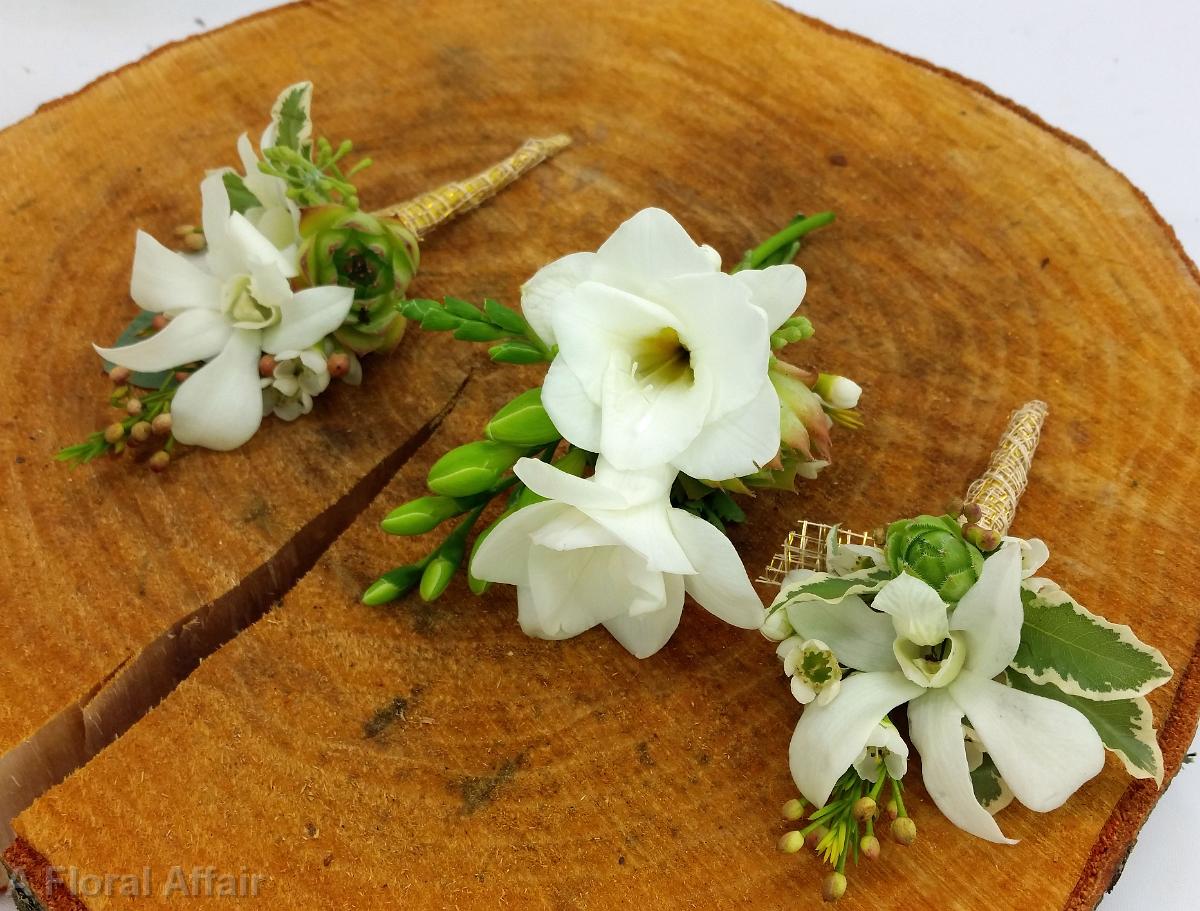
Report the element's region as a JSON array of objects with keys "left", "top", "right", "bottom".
[{"left": 4, "top": 0, "right": 1200, "bottom": 908}]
